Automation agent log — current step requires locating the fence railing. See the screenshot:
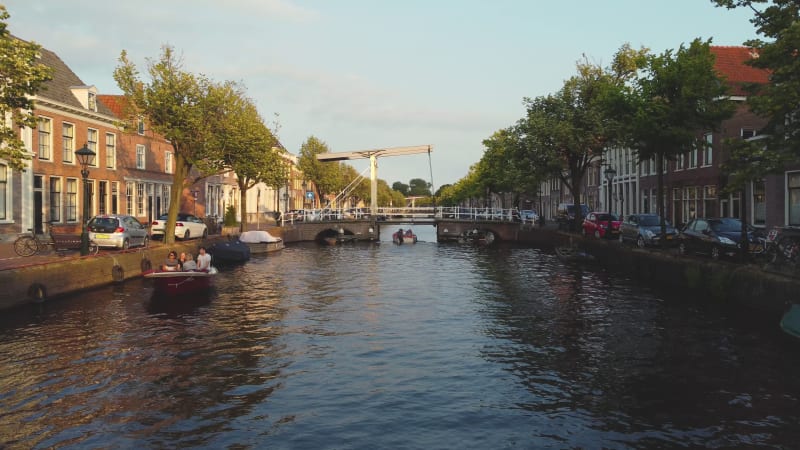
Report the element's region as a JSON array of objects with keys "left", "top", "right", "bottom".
[{"left": 278, "top": 207, "right": 523, "bottom": 225}]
